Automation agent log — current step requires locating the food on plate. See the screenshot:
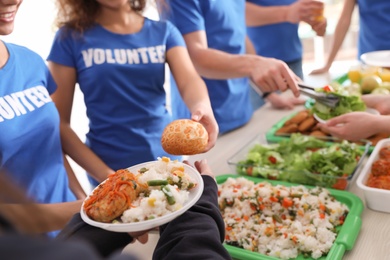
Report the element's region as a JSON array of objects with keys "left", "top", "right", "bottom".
[
  {"left": 83, "top": 157, "right": 197, "bottom": 223},
  {"left": 84, "top": 169, "right": 146, "bottom": 223},
  {"left": 366, "top": 145, "right": 390, "bottom": 190},
  {"left": 234, "top": 134, "right": 364, "bottom": 190},
  {"left": 311, "top": 84, "right": 366, "bottom": 121},
  {"left": 161, "top": 119, "right": 208, "bottom": 155},
  {"left": 218, "top": 177, "right": 349, "bottom": 259}
]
